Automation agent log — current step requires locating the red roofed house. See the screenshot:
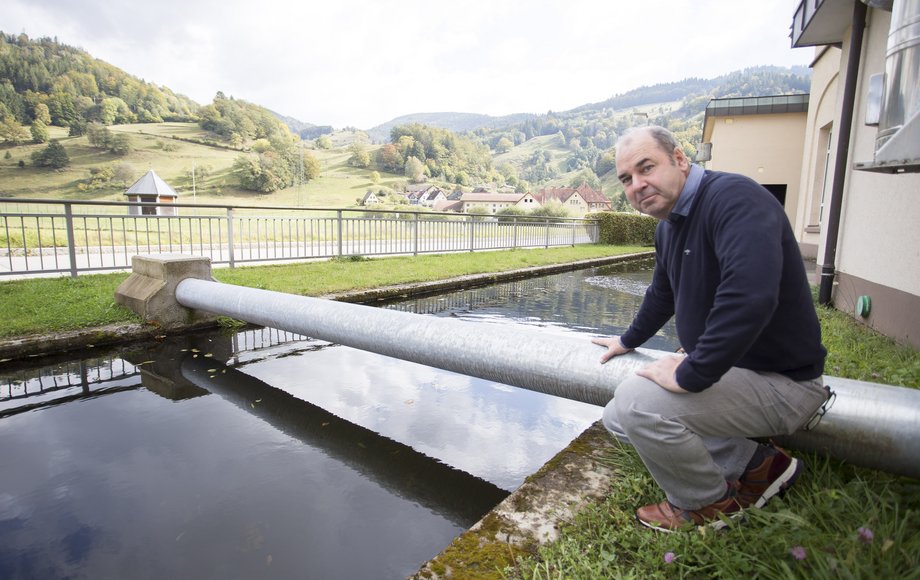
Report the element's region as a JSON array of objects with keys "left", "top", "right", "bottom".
[{"left": 535, "top": 184, "right": 611, "bottom": 214}]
